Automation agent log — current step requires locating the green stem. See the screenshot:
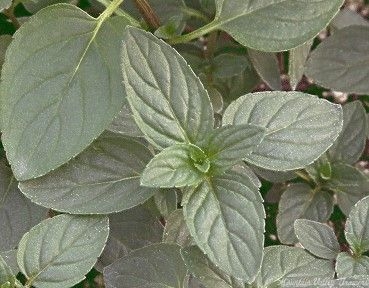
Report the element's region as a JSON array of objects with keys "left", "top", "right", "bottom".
[
  {"left": 168, "top": 20, "right": 218, "bottom": 44},
  {"left": 95, "top": 0, "right": 140, "bottom": 27},
  {"left": 181, "top": 6, "right": 210, "bottom": 23}
]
